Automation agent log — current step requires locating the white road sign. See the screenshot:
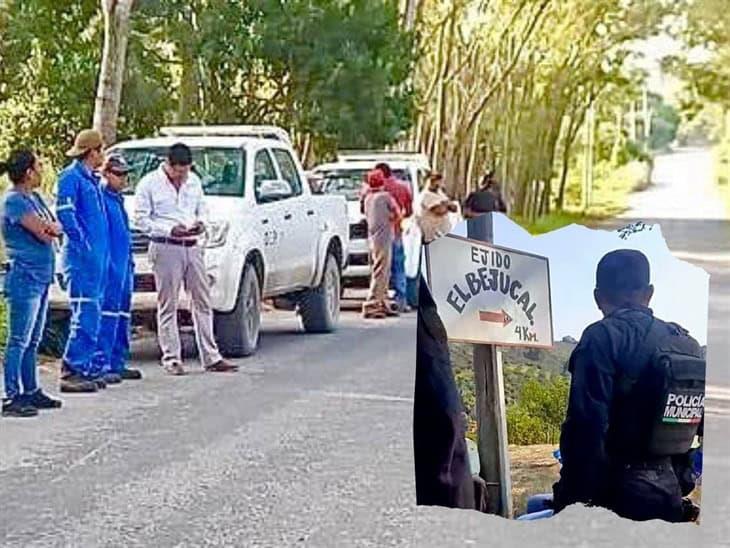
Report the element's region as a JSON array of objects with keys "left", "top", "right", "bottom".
[{"left": 425, "top": 234, "right": 554, "bottom": 348}]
